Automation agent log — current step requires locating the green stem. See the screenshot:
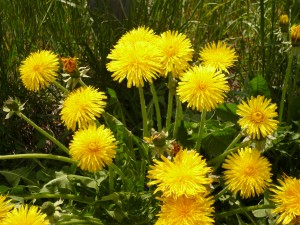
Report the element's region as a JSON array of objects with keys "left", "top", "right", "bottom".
[
  {"left": 103, "top": 112, "right": 148, "bottom": 160},
  {"left": 166, "top": 75, "right": 175, "bottom": 129},
  {"left": 287, "top": 53, "right": 300, "bottom": 122},
  {"left": 209, "top": 145, "right": 241, "bottom": 165},
  {"left": 224, "top": 130, "right": 244, "bottom": 152},
  {"left": 279, "top": 48, "right": 294, "bottom": 122},
  {"left": 17, "top": 112, "right": 69, "bottom": 154},
  {"left": 195, "top": 110, "right": 206, "bottom": 152},
  {"left": 215, "top": 204, "right": 274, "bottom": 218},
  {"left": 260, "top": 0, "right": 265, "bottom": 77},
  {"left": 208, "top": 138, "right": 250, "bottom": 171},
  {"left": 242, "top": 211, "right": 259, "bottom": 225},
  {"left": 108, "top": 165, "right": 114, "bottom": 193},
  {"left": 53, "top": 80, "right": 70, "bottom": 94},
  {"left": 24, "top": 193, "right": 91, "bottom": 204},
  {"left": 173, "top": 96, "right": 183, "bottom": 139},
  {"left": 0, "top": 153, "right": 76, "bottom": 164},
  {"left": 214, "top": 186, "right": 229, "bottom": 200},
  {"left": 150, "top": 83, "right": 162, "bottom": 132},
  {"left": 138, "top": 86, "right": 149, "bottom": 137},
  {"left": 78, "top": 79, "right": 88, "bottom": 87}
]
